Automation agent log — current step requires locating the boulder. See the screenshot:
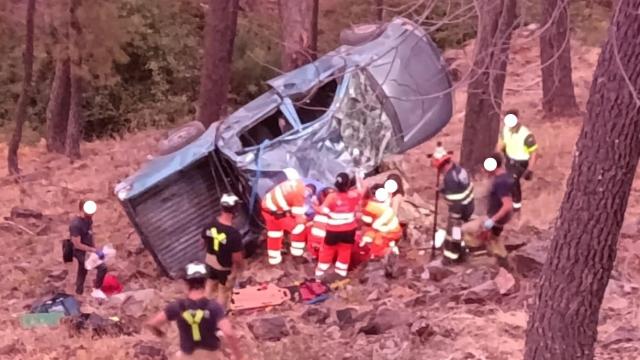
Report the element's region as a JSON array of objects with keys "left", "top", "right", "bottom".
[
  {"left": 460, "top": 281, "right": 499, "bottom": 304},
  {"left": 336, "top": 308, "right": 359, "bottom": 328},
  {"left": 512, "top": 242, "right": 547, "bottom": 278},
  {"left": 247, "top": 316, "right": 290, "bottom": 342},
  {"left": 10, "top": 207, "right": 43, "bottom": 220},
  {"left": 359, "top": 307, "right": 412, "bottom": 335},
  {"left": 301, "top": 307, "right": 330, "bottom": 325},
  {"left": 493, "top": 268, "right": 516, "bottom": 295},
  {"left": 460, "top": 266, "right": 496, "bottom": 289},
  {"left": 425, "top": 264, "right": 456, "bottom": 282}
]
